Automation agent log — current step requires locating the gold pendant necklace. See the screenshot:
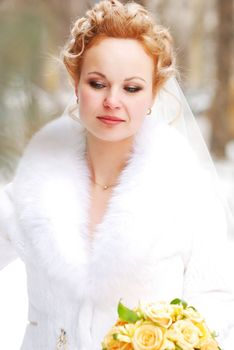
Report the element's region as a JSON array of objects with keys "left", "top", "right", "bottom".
[
  {"left": 86, "top": 153, "right": 117, "bottom": 190},
  {"left": 92, "top": 179, "right": 117, "bottom": 190}
]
